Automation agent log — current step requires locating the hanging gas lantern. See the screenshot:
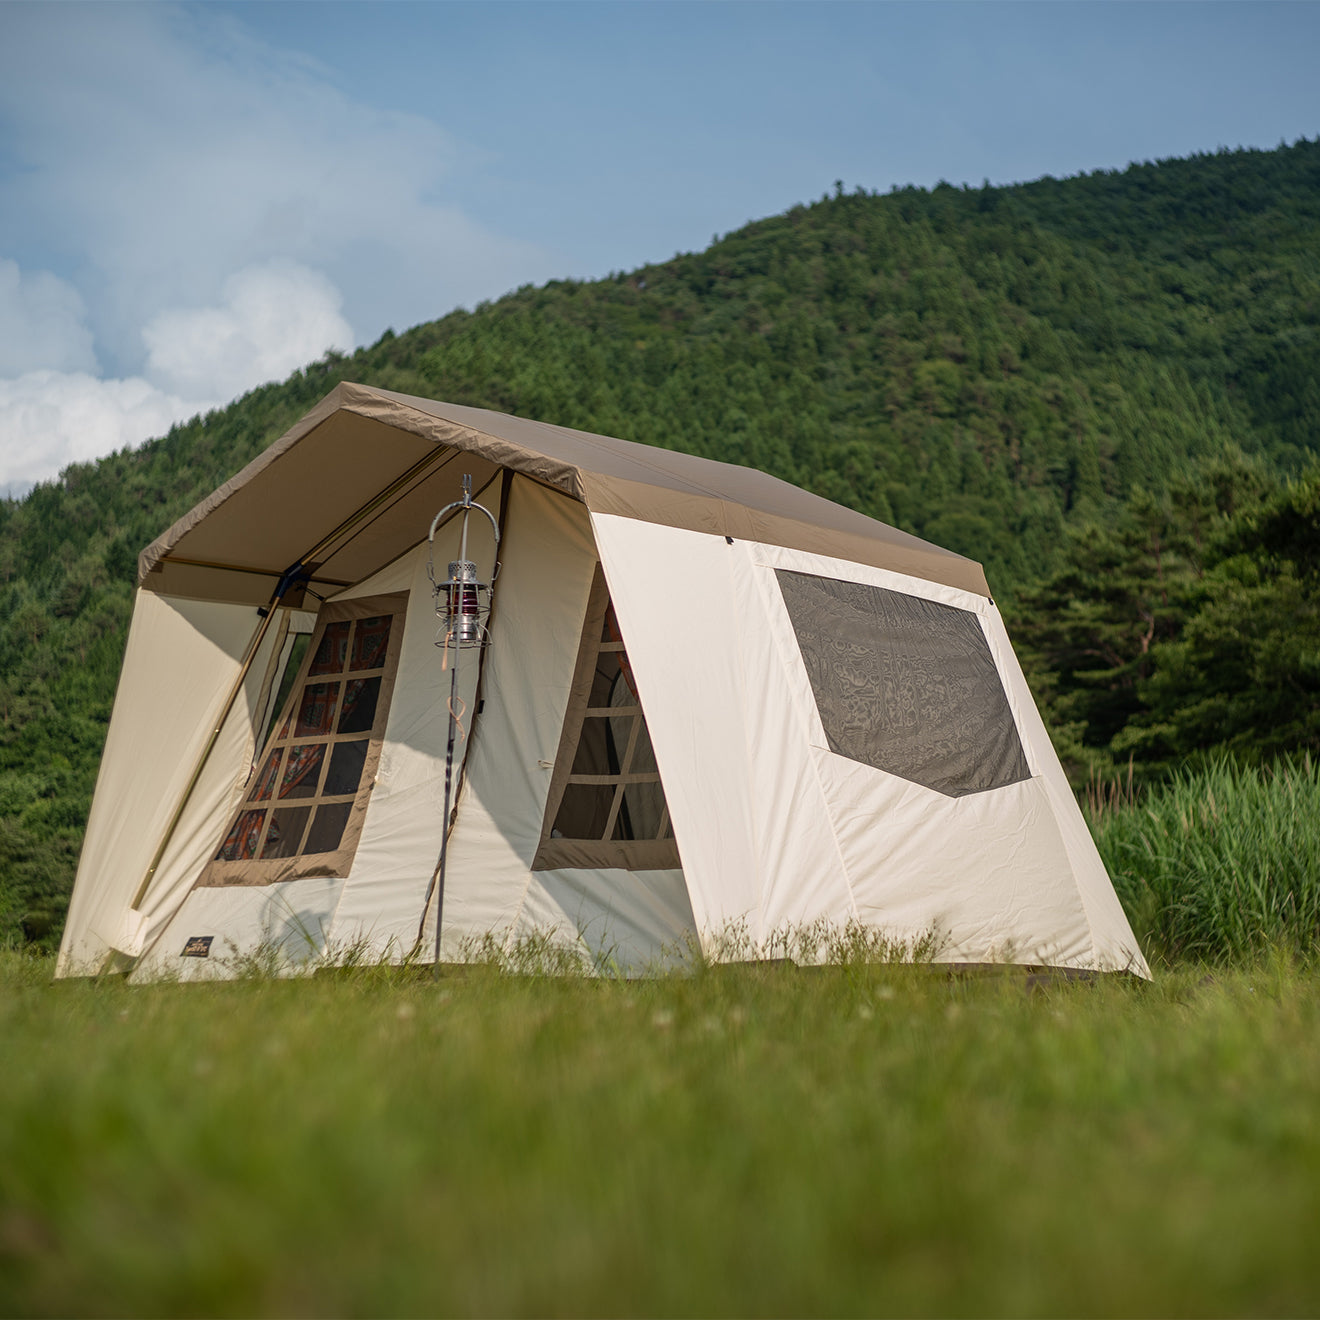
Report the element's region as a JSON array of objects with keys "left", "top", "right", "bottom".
[{"left": 428, "top": 475, "right": 500, "bottom": 657}]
